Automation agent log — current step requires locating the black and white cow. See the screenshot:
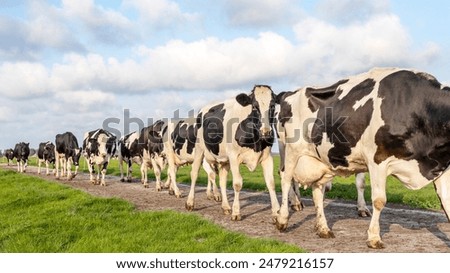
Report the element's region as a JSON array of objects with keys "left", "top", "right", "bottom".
[
  {"left": 4, "top": 149, "right": 14, "bottom": 166},
  {"left": 276, "top": 103, "right": 371, "bottom": 217},
  {"left": 186, "top": 85, "right": 280, "bottom": 221},
  {"left": 83, "top": 129, "right": 117, "bottom": 186},
  {"left": 118, "top": 131, "right": 141, "bottom": 182},
  {"left": 162, "top": 118, "right": 220, "bottom": 200},
  {"left": 132, "top": 121, "right": 168, "bottom": 189},
  {"left": 275, "top": 68, "right": 450, "bottom": 249},
  {"left": 37, "top": 141, "right": 56, "bottom": 175},
  {"left": 55, "top": 132, "right": 82, "bottom": 180},
  {"left": 13, "top": 142, "right": 30, "bottom": 173}
]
